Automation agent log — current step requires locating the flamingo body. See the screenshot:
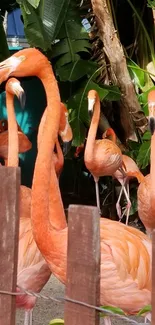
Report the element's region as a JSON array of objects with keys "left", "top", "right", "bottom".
[
  {"left": 114, "top": 154, "right": 144, "bottom": 184},
  {"left": 86, "top": 138, "right": 122, "bottom": 178},
  {"left": 137, "top": 174, "right": 154, "bottom": 234}
]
